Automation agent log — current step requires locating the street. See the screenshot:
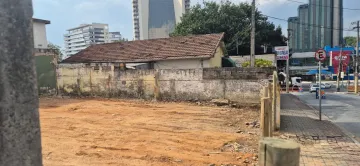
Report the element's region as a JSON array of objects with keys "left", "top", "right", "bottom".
[{"left": 293, "top": 90, "right": 360, "bottom": 142}]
